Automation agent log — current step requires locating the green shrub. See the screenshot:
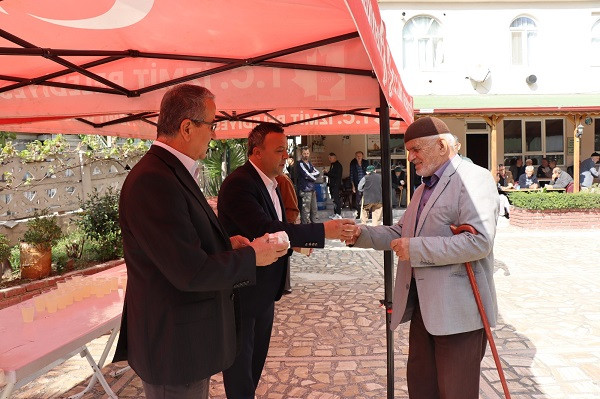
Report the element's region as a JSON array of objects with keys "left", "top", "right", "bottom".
[
  {"left": 9, "top": 245, "right": 19, "bottom": 273},
  {"left": 0, "top": 234, "right": 10, "bottom": 261},
  {"left": 508, "top": 191, "right": 600, "bottom": 210},
  {"left": 77, "top": 187, "right": 122, "bottom": 261},
  {"left": 22, "top": 211, "right": 63, "bottom": 250}
]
